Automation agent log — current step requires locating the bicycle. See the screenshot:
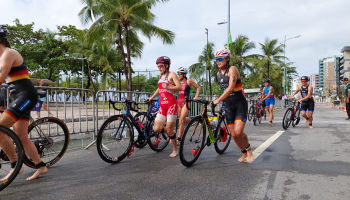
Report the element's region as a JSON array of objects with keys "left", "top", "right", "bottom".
[
  {"left": 0, "top": 110, "right": 70, "bottom": 169},
  {"left": 0, "top": 125, "right": 24, "bottom": 191},
  {"left": 248, "top": 99, "right": 263, "bottom": 126},
  {"left": 282, "top": 100, "right": 301, "bottom": 130},
  {"left": 179, "top": 99, "right": 231, "bottom": 167},
  {"left": 24, "top": 115, "right": 70, "bottom": 168},
  {"left": 96, "top": 99, "right": 169, "bottom": 164}
]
